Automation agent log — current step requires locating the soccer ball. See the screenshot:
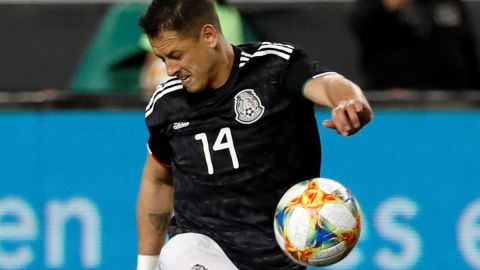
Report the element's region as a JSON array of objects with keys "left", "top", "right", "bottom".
[{"left": 273, "top": 177, "right": 361, "bottom": 266}]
